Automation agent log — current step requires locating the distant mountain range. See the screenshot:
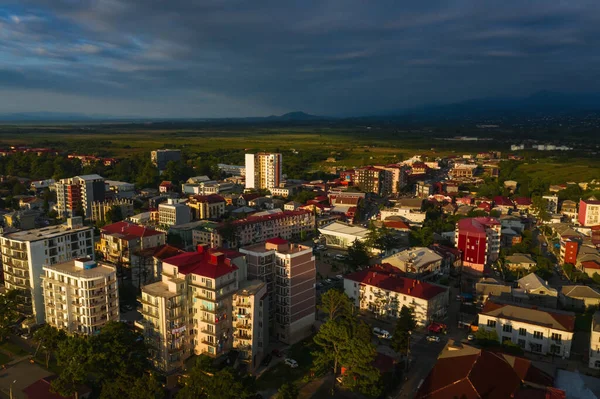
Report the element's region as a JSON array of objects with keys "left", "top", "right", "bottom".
[{"left": 1, "top": 91, "right": 600, "bottom": 122}]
